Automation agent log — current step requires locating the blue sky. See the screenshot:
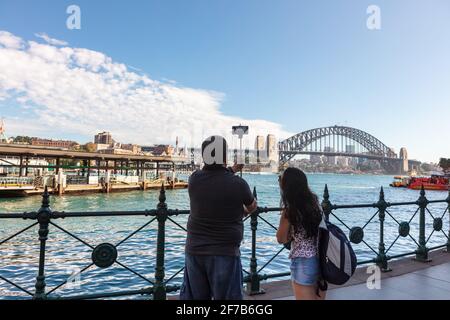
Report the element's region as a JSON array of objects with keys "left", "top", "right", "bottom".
[{"left": 0, "top": 0, "right": 449, "bottom": 162}]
